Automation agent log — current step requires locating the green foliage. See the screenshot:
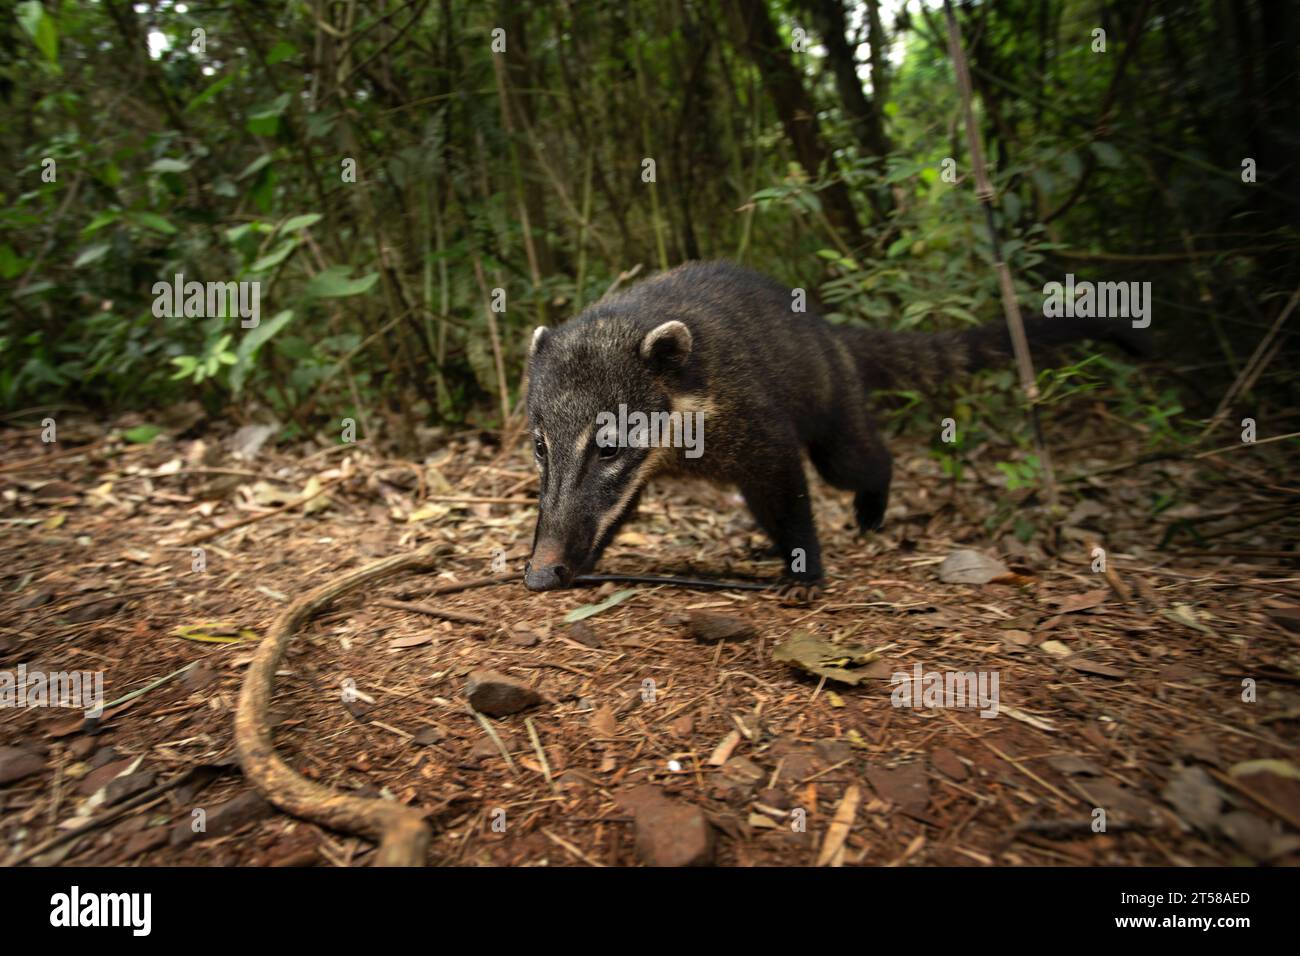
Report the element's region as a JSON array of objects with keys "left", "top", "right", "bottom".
[{"left": 0, "top": 0, "right": 1289, "bottom": 456}]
